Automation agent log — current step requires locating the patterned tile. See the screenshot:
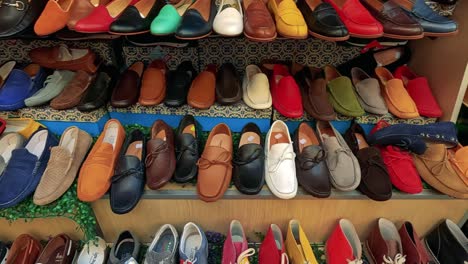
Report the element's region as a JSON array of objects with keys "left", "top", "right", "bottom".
[{"left": 0, "top": 105, "right": 108, "bottom": 122}]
